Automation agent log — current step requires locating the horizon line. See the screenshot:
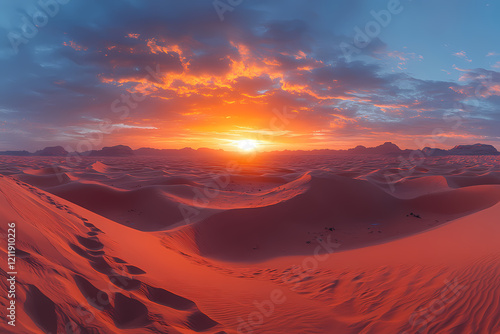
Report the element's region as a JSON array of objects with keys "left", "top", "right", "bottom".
[{"left": 1, "top": 142, "right": 499, "bottom": 155}]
